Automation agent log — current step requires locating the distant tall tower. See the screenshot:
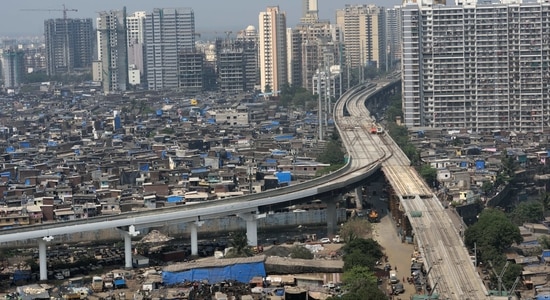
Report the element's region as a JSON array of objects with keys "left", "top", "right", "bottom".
[
  {"left": 259, "top": 6, "right": 287, "bottom": 96},
  {"left": 44, "top": 18, "right": 93, "bottom": 76},
  {"left": 385, "top": 6, "right": 402, "bottom": 69},
  {"left": 1, "top": 48, "right": 25, "bottom": 90},
  {"left": 97, "top": 8, "right": 128, "bottom": 94},
  {"left": 126, "top": 11, "right": 146, "bottom": 83},
  {"left": 145, "top": 8, "right": 195, "bottom": 91},
  {"left": 336, "top": 5, "right": 387, "bottom": 71},
  {"left": 235, "top": 25, "right": 259, "bottom": 92},
  {"left": 301, "top": 0, "right": 319, "bottom": 24}
]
